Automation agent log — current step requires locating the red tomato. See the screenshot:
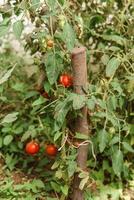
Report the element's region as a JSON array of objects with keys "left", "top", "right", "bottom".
[
  {"left": 41, "top": 91, "right": 49, "bottom": 99},
  {"left": 46, "top": 144, "right": 58, "bottom": 156},
  {"left": 59, "top": 74, "right": 72, "bottom": 87},
  {"left": 25, "top": 141, "right": 40, "bottom": 155}
]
